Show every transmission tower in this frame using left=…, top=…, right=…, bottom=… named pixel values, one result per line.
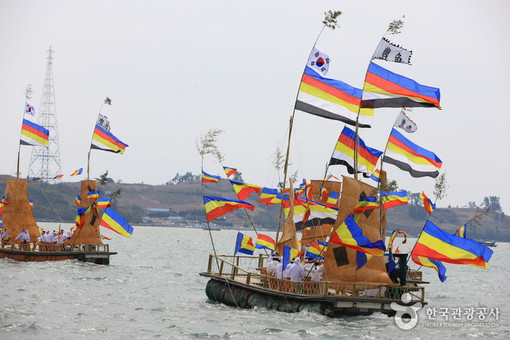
left=28, top=46, right=62, bottom=181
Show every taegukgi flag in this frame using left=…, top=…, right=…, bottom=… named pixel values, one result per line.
left=307, top=47, right=330, bottom=76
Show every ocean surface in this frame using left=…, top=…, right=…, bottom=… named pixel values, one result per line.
left=1, top=225, right=509, bottom=339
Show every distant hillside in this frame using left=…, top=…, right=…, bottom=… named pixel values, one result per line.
left=1, top=175, right=508, bottom=241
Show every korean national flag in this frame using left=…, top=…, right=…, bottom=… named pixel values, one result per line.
left=25, top=103, right=35, bottom=116
left=307, top=47, right=330, bottom=76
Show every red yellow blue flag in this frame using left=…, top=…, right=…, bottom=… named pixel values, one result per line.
left=356, top=251, right=373, bottom=270
left=87, top=191, right=99, bottom=200
left=203, top=196, right=254, bottom=222
left=361, top=62, right=441, bottom=109
left=235, top=232, right=255, bottom=255
left=99, top=208, right=133, bottom=238
left=380, top=191, right=408, bottom=209
left=454, top=224, right=467, bottom=238
left=258, top=187, right=278, bottom=205
left=384, top=128, right=442, bottom=178
left=370, top=169, right=381, bottom=183
left=282, top=245, right=301, bottom=269
left=411, top=253, right=447, bottom=282
left=420, top=191, right=435, bottom=214
left=255, top=233, right=275, bottom=251
left=353, top=196, right=379, bottom=214
left=229, top=180, right=262, bottom=200
left=388, top=229, right=408, bottom=251
left=412, top=220, right=493, bottom=268
left=201, top=171, right=220, bottom=183
left=296, top=67, right=374, bottom=127
left=91, top=124, right=128, bottom=154
left=70, top=168, right=83, bottom=176
left=329, top=214, right=385, bottom=256
left=97, top=198, right=112, bottom=209
left=325, top=191, right=339, bottom=209
left=20, top=119, right=49, bottom=146
left=223, top=166, right=237, bottom=178
left=305, top=242, right=323, bottom=259
left=329, top=125, right=382, bottom=178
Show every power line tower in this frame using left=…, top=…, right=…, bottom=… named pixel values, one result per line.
left=28, top=46, right=62, bottom=181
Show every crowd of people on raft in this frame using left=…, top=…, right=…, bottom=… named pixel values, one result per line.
left=1, top=227, right=73, bottom=250
left=265, top=251, right=324, bottom=283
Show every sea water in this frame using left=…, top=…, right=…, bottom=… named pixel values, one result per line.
left=1, top=226, right=509, bottom=339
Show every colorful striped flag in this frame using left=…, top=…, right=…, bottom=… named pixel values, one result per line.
left=87, top=191, right=99, bottom=200
left=20, top=119, right=49, bottom=146
left=296, top=66, right=374, bottom=128
left=305, top=242, right=323, bottom=259
left=229, top=180, right=262, bottom=200
left=412, top=220, right=493, bottom=268
left=356, top=251, right=373, bottom=270
left=369, top=169, right=381, bottom=183
left=361, top=62, right=441, bottom=109
left=255, top=233, right=275, bottom=251
left=234, top=232, right=255, bottom=255
left=99, top=208, right=134, bottom=238
left=454, top=224, right=467, bottom=238
left=388, top=229, right=408, bottom=251
left=380, top=191, right=408, bottom=209
left=91, top=124, right=128, bottom=154
left=325, top=191, right=339, bottom=209
left=319, top=186, right=328, bottom=201
left=70, top=168, right=83, bottom=176
left=101, top=235, right=112, bottom=240
left=52, top=174, right=64, bottom=179
left=258, top=187, right=278, bottom=205
left=201, top=171, right=220, bottom=183
left=75, top=195, right=81, bottom=207
left=383, top=128, right=442, bottom=178
left=329, top=214, right=386, bottom=256
left=353, top=196, right=379, bottom=214
left=282, top=245, right=301, bottom=269
left=203, top=196, right=254, bottom=222
left=329, top=125, right=382, bottom=178
left=29, top=200, right=34, bottom=209
left=303, top=199, right=338, bottom=226
left=420, top=191, right=436, bottom=214
left=223, top=166, right=237, bottom=178
left=97, top=198, right=112, bottom=209
left=411, top=254, right=447, bottom=282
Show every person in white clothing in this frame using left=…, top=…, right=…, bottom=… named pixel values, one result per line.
left=289, top=258, right=305, bottom=282
left=267, top=256, right=280, bottom=276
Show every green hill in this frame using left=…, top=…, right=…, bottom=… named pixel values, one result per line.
left=1, top=175, right=508, bottom=241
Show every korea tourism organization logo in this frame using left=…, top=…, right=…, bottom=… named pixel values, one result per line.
left=391, top=293, right=501, bottom=331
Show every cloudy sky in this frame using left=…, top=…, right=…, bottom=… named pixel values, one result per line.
left=1, top=0, right=509, bottom=213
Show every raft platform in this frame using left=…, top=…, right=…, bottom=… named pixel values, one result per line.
left=0, top=243, right=116, bottom=265
left=199, top=254, right=426, bottom=317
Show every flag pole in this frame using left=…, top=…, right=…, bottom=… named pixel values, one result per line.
left=88, top=97, right=111, bottom=180
left=17, top=85, right=33, bottom=179
left=277, top=10, right=341, bottom=243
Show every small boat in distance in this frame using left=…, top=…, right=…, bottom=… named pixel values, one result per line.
left=0, top=178, right=116, bottom=264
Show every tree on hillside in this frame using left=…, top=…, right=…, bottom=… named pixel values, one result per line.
left=408, top=192, right=421, bottom=206
left=167, top=172, right=200, bottom=185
